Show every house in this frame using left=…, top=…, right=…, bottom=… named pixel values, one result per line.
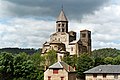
left=84, top=65, right=120, bottom=80
left=42, top=8, right=91, bottom=59
left=44, top=61, right=76, bottom=80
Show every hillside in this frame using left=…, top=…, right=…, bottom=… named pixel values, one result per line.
left=91, top=48, right=120, bottom=58
left=0, top=48, right=42, bottom=54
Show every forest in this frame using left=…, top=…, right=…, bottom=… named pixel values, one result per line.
left=0, top=48, right=120, bottom=80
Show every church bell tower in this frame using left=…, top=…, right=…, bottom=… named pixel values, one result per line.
left=56, top=9, right=68, bottom=33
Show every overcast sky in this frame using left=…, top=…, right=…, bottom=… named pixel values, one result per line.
left=0, top=0, right=120, bottom=50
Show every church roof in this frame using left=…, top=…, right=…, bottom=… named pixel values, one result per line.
left=57, top=9, right=68, bottom=22
left=50, top=40, right=62, bottom=44
left=80, top=29, right=90, bottom=32
left=49, top=61, right=75, bottom=72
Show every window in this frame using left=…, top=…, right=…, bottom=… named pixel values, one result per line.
left=62, top=28, right=64, bottom=32
left=53, top=69, right=58, bottom=74
left=93, top=74, right=97, bottom=78
left=58, top=24, right=60, bottom=27
left=82, top=33, right=86, bottom=37
left=58, top=29, right=60, bottom=32
left=48, top=76, right=51, bottom=80
left=103, top=74, right=106, bottom=78
left=71, top=47, right=73, bottom=51
left=58, top=38, right=60, bottom=41
left=62, top=24, right=64, bottom=27
left=61, top=77, right=64, bottom=80
left=114, top=74, right=118, bottom=79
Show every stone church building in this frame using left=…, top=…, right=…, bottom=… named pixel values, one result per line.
left=42, top=9, right=91, bottom=57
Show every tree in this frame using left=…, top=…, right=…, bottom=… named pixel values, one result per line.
left=44, top=50, right=57, bottom=67
left=13, top=52, right=38, bottom=79
left=91, top=48, right=120, bottom=58
left=30, top=52, right=44, bottom=80
left=104, top=57, right=113, bottom=65
left=94, top=57, right=104, bottom=66
left=63, top=54, right=77, bottom=67
left=113, top=55, right=120, bottom=65
left=76, top=53, right=94, bottom=79
left=0, top=52, right=14, bottom=80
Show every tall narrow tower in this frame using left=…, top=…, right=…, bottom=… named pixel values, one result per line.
left=56, top=9, right=68, bottom=33
left=80, top=30, right=91, bottom=53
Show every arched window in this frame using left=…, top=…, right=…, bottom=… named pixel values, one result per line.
left=62, top=28, right=64, bottom=32
left=58, top=29, right=60, bottom=32
left=62, top=24, right=64, bottom=27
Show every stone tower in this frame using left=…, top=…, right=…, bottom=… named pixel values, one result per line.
left=56, top=9, right=68, bottom=33
left=80, top=30, right=91, bottom=53
left=42, top=8, right=92, bottom=56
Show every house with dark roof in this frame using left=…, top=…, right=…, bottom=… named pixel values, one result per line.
left=84, top=65, right=120, bottom=80
left=44, top=61, right=76, bottom=80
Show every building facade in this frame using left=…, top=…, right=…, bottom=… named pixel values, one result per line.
left=84, top=65, right=120, bottom=80
left=44, top=61, right=76, bottom=80
left=42, top=9, right=91, bottom=56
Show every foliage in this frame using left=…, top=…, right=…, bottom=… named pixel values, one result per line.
left=113, top=55, right=120, bottom=65
left=76, top=53, right=94, bottom=78
left=94, top=57, right=104, bottom=67
left=104, top=57, right=113, bottom=65
left=91, top=48, right=120, bottom=58
left=0, top=52, right=44, bottom=80
left=0, top=48, right=120, bottom=79
left=0, top=52, right=14, bottom=80
left=63, top=54, right=77, bottom=67
left=0, top=48, right=41, bottom=55
left=44, top=50, right=57, bottom=67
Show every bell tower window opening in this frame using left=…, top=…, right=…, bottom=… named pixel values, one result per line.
left=62, top=24, right=64, bottom=27
left=82, top=33, right=86, bottom=38
left=58, top=24, right=60, bottom=27
left=62, top=28, right=64, bottom=32
left=58, top=29, right=60, bottom=32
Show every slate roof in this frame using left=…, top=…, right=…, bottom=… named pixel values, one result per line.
left=84, top=65, right=120, bottom=74
left=57, top=9, right=68, bottom=22
left=49, top=61, right=75, bottom=72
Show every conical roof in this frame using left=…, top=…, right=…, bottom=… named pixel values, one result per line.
left=57, top=9, right=68, bottom=22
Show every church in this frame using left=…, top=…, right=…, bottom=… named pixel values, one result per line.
left=42, top=9, right=91, bottom=57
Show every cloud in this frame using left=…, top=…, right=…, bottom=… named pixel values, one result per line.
left=0, top=0, right=109, bottom=19
left=0, top=0, right=120, bottom=50
left=0, top=17, right=55, bottom=48
left=80, top=3, right=120, bottom=50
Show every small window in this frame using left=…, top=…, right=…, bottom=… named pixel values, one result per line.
left=62, top=24, right=64, bottom=27
left=93, top=74, right=97, bottom=78
left=48, top=76, right=51, bottom=80
left=58, top=38, right=60, bottom=41
left=58, top=29, right=60, bottom=32
left=58, top=24, right=60, bottom=27
left=82, top=33, right=86, bottom=37
left=62, top=28, right=64, bottom=32
left=61, top=77, right=64, bottom=80
left=53, top=69, right=58, bottom=74
left=103, top=74, right=106, bottom=78
left=71, top=47, right=73, bottom=51
left=114, top=74, right=118, bottom=79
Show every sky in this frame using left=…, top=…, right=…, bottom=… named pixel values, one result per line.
left=0, top=0, right=120, bottom=50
